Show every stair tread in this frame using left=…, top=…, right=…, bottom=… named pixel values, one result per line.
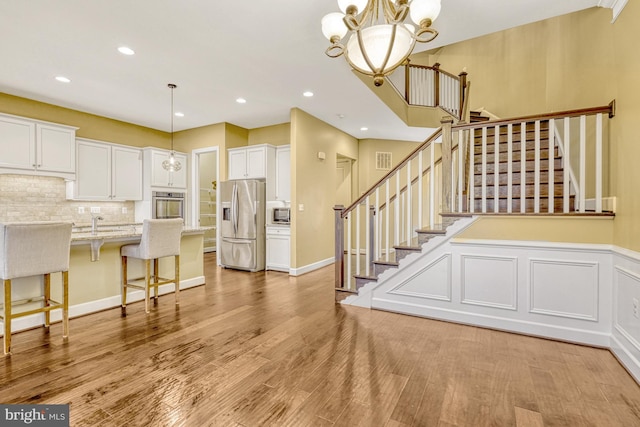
left=373, top=260, right=399, bottom=266
left=394, top=245, right=422, bottom=251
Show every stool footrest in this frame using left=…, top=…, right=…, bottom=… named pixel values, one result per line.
left=0, top=298, right=63, bottom=320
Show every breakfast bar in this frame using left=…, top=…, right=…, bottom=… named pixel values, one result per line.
left=5, top=223, right=210, bottom=334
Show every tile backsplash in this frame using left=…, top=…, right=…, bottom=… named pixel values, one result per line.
left=0, top=174, right=135, bottom=225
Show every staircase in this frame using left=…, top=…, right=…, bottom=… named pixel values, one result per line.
left=334, top=102, right=615, bottom=301
left=469, top=114, right=574, bottom=213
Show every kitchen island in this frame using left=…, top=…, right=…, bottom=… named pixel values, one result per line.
left=6, top=224, right=211, bottom=335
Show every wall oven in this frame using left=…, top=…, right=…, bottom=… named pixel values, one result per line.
left=152, top=191, right=185, bottom=219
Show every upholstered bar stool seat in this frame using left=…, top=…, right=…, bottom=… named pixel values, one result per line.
left=120, top=218, right=183, bottom=314
left=0, top=222, right=73, bottom=355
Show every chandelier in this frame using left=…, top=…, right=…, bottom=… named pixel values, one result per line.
left=162, top=83, right=182, bottom=172
left=321, top=0, right=441, bottom=86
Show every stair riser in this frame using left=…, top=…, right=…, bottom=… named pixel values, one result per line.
left=472, top=197, right=575, bottom=213
left=474, top=171, right=565, bottom=186
left=395, top=248, right=421, bottom=262
left=474, top=159, right=563, bottom=174
left=474, top=184, right=567, bottom=198
left=475, top=148, right=559, bottom=163
left=473, top=129, right=549, bottom=150
left=374, top=263, right=396, bottom=277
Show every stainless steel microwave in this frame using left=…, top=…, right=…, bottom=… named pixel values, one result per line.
left=272, top=207, right=290, bottom=224
left=152, top=191, right=185, bottom=219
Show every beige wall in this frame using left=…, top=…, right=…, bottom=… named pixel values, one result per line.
left=459, top=216, right=614, bottom=244
left=415, top=5, right=640, bottom=250
left=248, top=123, right=290, bottom=146
left=290, top=108, right=358, bottom=270
left=357, top=138, right=421, bottom=193
left=0, top=92, right=168, bottom=148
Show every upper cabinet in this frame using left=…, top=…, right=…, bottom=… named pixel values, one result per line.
left=275, top=145, right=290, bottom=202
left=0, top=113, right=77, bottom=179
left=227, top=145, right=275, bottom=180
left=146, top=148, right=188, bottom=189
left=68, top=138, right=142, bottom=201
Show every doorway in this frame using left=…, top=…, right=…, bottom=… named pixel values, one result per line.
left=336, top=156, right=353, bottom=207
left=192, top=148, right=219, bottom=253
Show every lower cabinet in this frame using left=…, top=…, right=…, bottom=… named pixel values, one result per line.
left=266, top=226, right=290, bottom=272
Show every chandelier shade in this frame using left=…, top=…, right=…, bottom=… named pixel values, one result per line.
left=345, top=24, right=415, bottom=77
left=322, top=0, right=441, bottom=86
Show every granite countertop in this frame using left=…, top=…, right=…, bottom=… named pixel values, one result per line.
left=71, top=223, right=212, bottom=242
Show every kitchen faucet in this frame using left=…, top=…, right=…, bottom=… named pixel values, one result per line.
left=91, top=214, right=104, bottom=235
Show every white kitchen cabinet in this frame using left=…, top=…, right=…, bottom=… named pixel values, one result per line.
left=70, top=139, right=142, bottom=201
left=227, top=145, right=275, bottom=180
left=266, top=226, right=290, bottom=272
left=0, top=112, right=77, bottom=179
left=275, top=145, right=290, bottom=202
left=148, top=149, right=188, bottom=189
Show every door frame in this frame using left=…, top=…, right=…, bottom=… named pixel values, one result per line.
left=191, top=147, right=220, bottom=258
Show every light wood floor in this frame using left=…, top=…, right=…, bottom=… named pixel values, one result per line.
left=2, top=253, right=640, bottom=426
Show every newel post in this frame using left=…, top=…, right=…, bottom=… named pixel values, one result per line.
left=458, top=70, right=468, bottom=120
left=333, top=205, right=345, bottom=289
left=433, top=62, right=441, bottom=107
left=441, top=117, right=454, bottom=213
left=404, top=59, right=411, bottom=104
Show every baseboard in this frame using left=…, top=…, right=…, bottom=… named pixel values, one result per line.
left=289, top=257, right=334, bottom=276
left=1, top=276, right=205, bottom=336
left=611, top=329, right=640, bottom=384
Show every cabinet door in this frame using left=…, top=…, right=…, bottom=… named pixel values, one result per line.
left=266, top=233, right=290, bottom=271
left=275, top=146, right=290, bottom=201
left=170, top=152, right=188, bottom=188
left=36, top=123, right=75, bottom=173
left=150, top=150, right=171, bottom=186
left=76, top=140, right=111, bottom=200
left=150, top=149, right=187, bottom=188
left=0, top=115, right=35, bottom=170
left=228, top=149, right=247, bottom=179
left=112, top=146, right=142, bottom=200
left=246, top=147, right=266, bottom=178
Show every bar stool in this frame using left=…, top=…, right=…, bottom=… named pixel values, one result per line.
left=120, top=218, right=183, bottom=315
left=0, top=222, right=73, bottom=355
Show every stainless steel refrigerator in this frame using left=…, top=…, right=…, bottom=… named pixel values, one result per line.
left=219, top=179, right=266, bottom=272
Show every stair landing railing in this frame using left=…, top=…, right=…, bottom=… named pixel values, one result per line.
left=387, top=61, right=468, bottom=120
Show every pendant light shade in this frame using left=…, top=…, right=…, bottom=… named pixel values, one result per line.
left=162, top=83, right=182, bottom=172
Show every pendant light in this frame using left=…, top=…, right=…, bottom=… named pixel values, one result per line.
left=162, top=83, right=182, bottom=172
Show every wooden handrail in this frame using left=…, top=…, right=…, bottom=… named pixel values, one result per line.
left=407, top=62, right=461, bottom=80
left=453, top=101, right=615, bottom=132
left=342, top=128, right=443, bottom=218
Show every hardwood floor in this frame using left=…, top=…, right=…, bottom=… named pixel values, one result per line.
left=2, top=252, right=640, bottom=426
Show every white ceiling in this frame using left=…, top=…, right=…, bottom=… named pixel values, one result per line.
left=0, top=0, right=605, bottom=142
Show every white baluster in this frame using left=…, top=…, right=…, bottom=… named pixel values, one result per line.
left=494, top=125, right=499, bottom=213
left=521, top=123, right=526, bottom=213
left=418, top=150, right=423, bottom=229
left=507, top=124, right=513, bottom=214
left=406, top=160, right=412, bottom=243
left=596, top=113, right=603, bottom=213
left=534, top=120, right=540, bottom=214
left=430, top=142, right=436, bottom=228
left=579, top=115, right=586, bottom=213
left=385, top=180, right=390, bottom=261
left=347, top=212, right=352, bottom=290
left=482, top=127, right=487, bottom=213
left=549, top=119, right=555, bottom=213
left=365, top=196, right=370, bottom=277
left=563, top=117, right=571, bottom=213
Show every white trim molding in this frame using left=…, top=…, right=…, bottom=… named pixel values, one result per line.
left=598, top=0, right=629, bottom=22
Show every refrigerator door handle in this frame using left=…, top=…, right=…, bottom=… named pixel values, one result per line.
left=232, top=183, right=239, bottom=236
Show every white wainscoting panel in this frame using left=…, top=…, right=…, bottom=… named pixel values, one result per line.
left=388, top=253, right=451, bottom=301
left=461, top=254, right=518, bottom=310
left=529, top=258, right=599, bottom=321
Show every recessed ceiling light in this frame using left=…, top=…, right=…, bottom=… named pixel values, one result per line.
left=303, top=91, right=314, bottom=97
left=361, top=127, right=369, bottom=131
left=55, top=76, right=71, bottom=83
left=174, top=112, right=184, bottom=117
left=118, top=46, right=135, bottom=55
left=236, top=98, right=247, bottom=104
left=337, top=114, right=345, bottom=119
